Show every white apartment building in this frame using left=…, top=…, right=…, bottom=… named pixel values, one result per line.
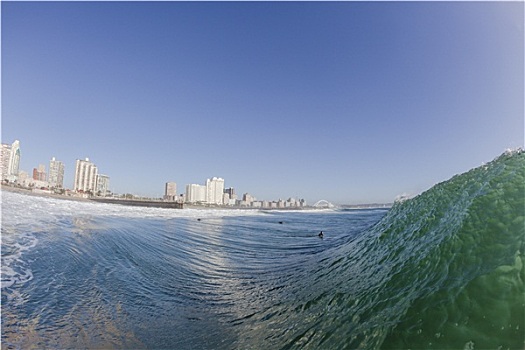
left=48, top=157, right=65, bottom=188
left=223, top=193, right=231, bottom=205
left=1, top=143, right=11, bottom=181
left=8, top=140, right=21, bottom=182
left=17, top=170, right=29, bottom=186
left=74, top=158, right=98, bottom=193
left=164, top=182, right=177, bottom=201
left=206, top=177, right=225, bottom=205
left=96, top=174, right=110, bottom=196
left=242, top=193, right=255, bottom=205
left=1, top=140, right=21, bottom=182
left=185, top=184, right=206, bottom=203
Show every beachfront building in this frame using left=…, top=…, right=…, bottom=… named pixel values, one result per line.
left=17, top=171, right=29, bottom=186
left=96, top=174, right=110, bottom=196
left=1, top=140, right=21, bottom=182
left=243, top=193, right=255, bottom=205
left=1, top=143, right=11, bottom=181
left=26, top=178, right=49, bottom=189
left=33, top=164, right=47, bottom=181
left=7, top=140, right=21, bottom=182
left=224, top=188, right=235, bottom=204
left=223, top=193, right=231, bottom=205
left=224, top=187, right=235, bottom=198
left=74, top=158, right=98, bottom=193
left=48, top=157, right=65, bottom=188
left=223, top=187, right=237, bottom=206
left=206, top=177, right=224, bottom=205
left=185, top=184, right=206, bottom=204
left=164, top=182, right=177, bottom=201
left=251, top=201, right=262, bottom=208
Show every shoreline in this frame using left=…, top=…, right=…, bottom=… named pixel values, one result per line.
left=0, top=186, right=313, bottom=211
left=1, top=185, right=391, bottom=211
left=1, top=184, right=92, bottom=203
left=1, top=185, right=186, bottom=209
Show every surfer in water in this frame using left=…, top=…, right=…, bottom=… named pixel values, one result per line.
left=318, top=231, right=324, bottom=238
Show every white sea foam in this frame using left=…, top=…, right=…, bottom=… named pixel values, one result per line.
left=2, top=190, right=265, bottom=224
left=1, top=230, right=38, bottom=302
left=503, top=147, right=523, bottom=156
left=394, top=193, right=413, bottom=203
left=0, top=190, right=270, bottom=299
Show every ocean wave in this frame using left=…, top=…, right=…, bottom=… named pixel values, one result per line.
left=280, top=149, right=525, bottom=349
left=373, top=149, right=524, bottom=349
left=1, top=230, right=38, bottom=305
left=1, top=149, right=523, bottom=349
left=243, top=149, right=524, bottom=349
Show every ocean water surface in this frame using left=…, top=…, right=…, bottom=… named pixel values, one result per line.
left=1, top=150, right=524, bottom=349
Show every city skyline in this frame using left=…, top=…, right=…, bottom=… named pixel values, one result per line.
left=2, top=2, right=523, bottom=204
left=2, top=140, right=306, bottom=205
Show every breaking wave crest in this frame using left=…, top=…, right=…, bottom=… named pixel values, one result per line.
left=238, top=149, right=524, bottom=349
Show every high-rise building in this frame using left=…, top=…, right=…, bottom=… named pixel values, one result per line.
left=96, top=174, right=110, bottom=196
left=17, top=170, right=29, bottom=186
left=48, top=157, right=65, bottom=188
left=33, top=164, right=46, bottom=181
left=7, top=140, right=20, bottom=181
left=1, top=140, right=21, bottom=182
left=1, top=143, right=11, bottom=181
left=224, top=187, right=235, bottom=198
left=223, top=187, right=237, bottom=205
left=164, top=182, right=177, bottom=201
left=74, top=158, right=98, bottom=193
left=185, top=184, right=206, bottom=203
left=206, top=177, right=225, bottom=205
left=242, top=193, right=255, bottom=204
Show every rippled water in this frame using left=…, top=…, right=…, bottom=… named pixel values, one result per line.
left=1, top=191, right=385, bottom=349
left=2, top=149, right=524, bottom=349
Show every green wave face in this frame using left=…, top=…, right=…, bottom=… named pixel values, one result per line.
left=377, top=150, right=524, bottom=349
left=234, top=150, right=524, bottom=350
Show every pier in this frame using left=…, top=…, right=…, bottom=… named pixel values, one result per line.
left=90, top=197, right=184, bottom=209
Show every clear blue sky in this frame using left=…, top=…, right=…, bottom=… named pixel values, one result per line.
left=2, top=2, right=523, bottom=204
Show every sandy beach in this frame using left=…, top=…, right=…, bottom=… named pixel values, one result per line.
left=1, top=185, right=91, bottom=202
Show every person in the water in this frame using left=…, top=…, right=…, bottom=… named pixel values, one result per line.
left=318, top=231, right=324, bottom=238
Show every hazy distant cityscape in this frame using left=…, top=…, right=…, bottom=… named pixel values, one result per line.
left=1, top=139, right=310, bottom=208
